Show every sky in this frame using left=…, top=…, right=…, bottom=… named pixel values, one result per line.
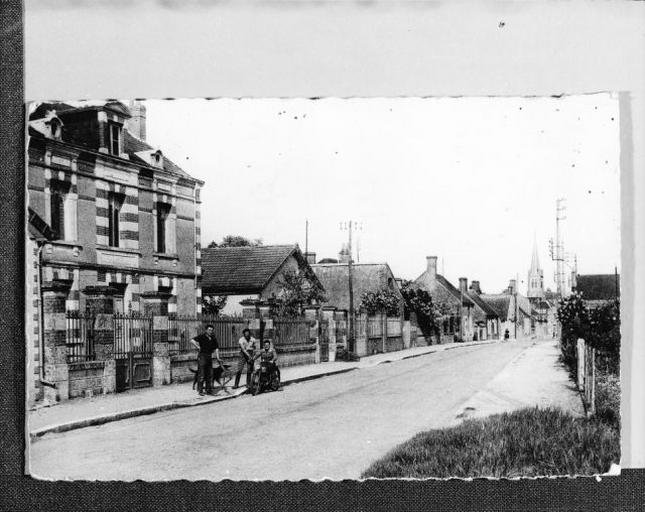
left=144, top=94, right=621, bottom=295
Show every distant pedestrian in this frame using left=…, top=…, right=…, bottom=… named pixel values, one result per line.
left=191, top=324, right=220, bottom=395
left=234, top=328, right=258, bottom=389
left=504, top=329, right=510, bottom=342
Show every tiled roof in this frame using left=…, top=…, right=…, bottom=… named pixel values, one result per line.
left=435, top=275, right=475, bottom=307
left=29, top=101, right=198, bottom=183
left=467, top=291, right=500, bottom=317
left=575, top=274, right=620, bottom=301
left=310, top=263, right=403, bottom=311
left=480, top=294, right=511, bottom=321
left=201, top=245, right=306, bottom=295
left=123, top=130, right=194, bottom=181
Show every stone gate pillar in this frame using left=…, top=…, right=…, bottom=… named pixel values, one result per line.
left=142, top=293, right=171, bottom=387
left=304, top=307, right=320, bottom=363
left=42, top=284, right=70, bottom=402
left=322, top=308, right=337, bottom=362
left=83, top=286, right=117, bottom=394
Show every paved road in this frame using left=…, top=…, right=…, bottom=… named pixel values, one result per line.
left=30, top=341, right=531, bottom=481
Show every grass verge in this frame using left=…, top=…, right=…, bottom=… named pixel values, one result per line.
left=361, top=407, right=620, bottom=479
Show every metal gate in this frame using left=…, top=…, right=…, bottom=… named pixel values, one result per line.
left=114, top=313, right=154, bottom=392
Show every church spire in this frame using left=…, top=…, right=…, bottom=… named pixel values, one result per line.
left=527, top=236, right=545, bottom=298
left=530, top=236, right=540, bottom=273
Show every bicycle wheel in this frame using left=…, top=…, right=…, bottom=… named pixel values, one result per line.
left=251, top=372, right=261, bottom=396
left=270, top=371, right=280, bottom=391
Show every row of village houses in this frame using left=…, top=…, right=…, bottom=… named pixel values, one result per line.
left=25, top=100, right=614, bottom=406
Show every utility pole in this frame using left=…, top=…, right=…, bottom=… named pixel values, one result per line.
left=551, top=198, right=567, bottom=298
left=340, top=221, right=361, bottom=353
left=515, top=272, right=519, bottom=340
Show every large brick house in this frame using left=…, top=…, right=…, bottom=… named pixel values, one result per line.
left=27, top=100, right=203, bottom=405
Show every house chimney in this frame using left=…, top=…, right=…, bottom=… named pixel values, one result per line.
left=127, top=100, right=147, bottom=141
left=470, top=280, right=482, bottom=294
left=459, top=277, right=468, bottom=293
left=426, top=256, right=437, bottom=278
left=509, top=279, right=517, bottom=294
left=304, top=252, right=316, bottom=265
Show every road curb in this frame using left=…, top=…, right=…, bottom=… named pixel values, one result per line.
left=30, top=341, right=499, bottom=440
left=30, top=367, right=359, bottom=440
left=29, top=390, right=244, bottom=440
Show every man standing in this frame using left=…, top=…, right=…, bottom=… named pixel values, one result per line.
left=191, top=324, right=220, bottom=395
left=234, top=328, right=257, bottom=389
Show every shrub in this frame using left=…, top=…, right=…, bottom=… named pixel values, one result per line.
left=594, top=371, right=621, bottom=427
left=359, top=289, right=402, bottom=317
left=556, top=293, right=589, bottom=374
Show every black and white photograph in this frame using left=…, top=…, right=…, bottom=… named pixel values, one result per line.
left=26, top=94, right=621, bottom=481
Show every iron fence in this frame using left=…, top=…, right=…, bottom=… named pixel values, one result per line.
left=66, top=310, right=96, bottom=363
left=168, top=315, right=252, bottom=354
left=273, top=318, right=312, bottom=347
left=113, top=312, right=154, bottom=359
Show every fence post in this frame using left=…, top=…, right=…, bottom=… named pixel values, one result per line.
left=576, top=338, right=585, bottom=390
left=403, top=319, right=411, bottom=349
left=589, top=346, right=596, bottom=416
left=153, top=327, right=171, bottom=387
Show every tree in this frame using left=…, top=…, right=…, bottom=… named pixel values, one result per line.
left=207, top=235, right=263, bottom=248
left=202, top=295, right=228, bottom=316
left=556, top=292, right=589, bottom=372
left=273, top=269, right=327, bottom=318
left=359, top=289, right=402, bottom=316
left=400, top=280, right=438, bottom=339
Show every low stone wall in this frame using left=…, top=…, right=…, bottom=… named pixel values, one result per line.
left=385, top=336, right=404, bottom=352
left=170, top=349, right=244, bottom=383
left=273, top=343, right=317, bottom=367
left=170, top=351, right=198, bottom=383
left=68, top=361, right=113, bottom=398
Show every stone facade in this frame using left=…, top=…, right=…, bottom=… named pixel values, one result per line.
left=414, top=256, right=475, bottom=343
left=27, top=100, right=203, bottom=405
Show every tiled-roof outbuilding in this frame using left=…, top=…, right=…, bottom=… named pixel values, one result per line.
left=201, top=245, right=318, bottom=295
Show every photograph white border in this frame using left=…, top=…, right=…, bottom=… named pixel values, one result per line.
left=24, top=0, right=645, bottom=470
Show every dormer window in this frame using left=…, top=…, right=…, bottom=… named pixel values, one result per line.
left=151, top=150, right=163, bottom=168
left=49, top=118, right=62, bottom=140
left=108, top=121, right=122, bottom=155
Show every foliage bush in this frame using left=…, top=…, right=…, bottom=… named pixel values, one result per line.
left=400, top=281, right=438, bottom=339
left=273, top=269, right=327, bottom=318
left=201, top=295, right=227, bottom=315
left=556, top=292, right=589, bottom=374
left=207, top=235, right=263, bottom=248
left=359, top=288, right=401, bottom=316
left=588, top=299, right=620, bottom=375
